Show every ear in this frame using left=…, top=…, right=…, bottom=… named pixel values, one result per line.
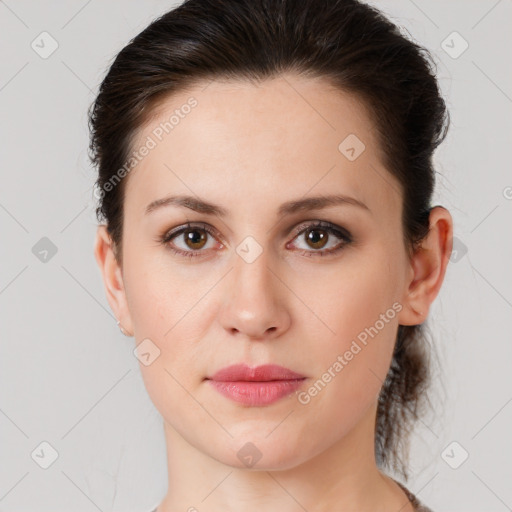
left=398, top=206, right=453, bottom=326
left=94, top=225, right=134, bottom=336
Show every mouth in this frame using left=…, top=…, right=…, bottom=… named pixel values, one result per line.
left=205, top=364, right=307, bottom=406
left=206, top=363, right=306, bottom=382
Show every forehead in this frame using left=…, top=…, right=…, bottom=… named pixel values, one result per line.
left=125, top=73, right=401, bottom=222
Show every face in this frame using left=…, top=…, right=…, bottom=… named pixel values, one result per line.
left=96, top=73, right=437, bottom=470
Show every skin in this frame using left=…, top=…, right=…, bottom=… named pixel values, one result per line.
left=94, top=73, right=453, bottom=512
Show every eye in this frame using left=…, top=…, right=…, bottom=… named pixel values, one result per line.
left=159, top=220, right=352, bottom=259
left=159, top=222, right=222, bottom=258
left=287, top=220, right=352, bottom=257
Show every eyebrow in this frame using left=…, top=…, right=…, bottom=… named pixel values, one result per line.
left=145, top=193, right=371, bottom=217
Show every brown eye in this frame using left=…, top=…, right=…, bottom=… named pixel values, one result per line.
left=289, top=221, right=352, bottom=257
left=161, top=222, right=219, bottom=258
left=182, top=228, right=208, bottom=250
left=304, top=228, right=329, bottom=250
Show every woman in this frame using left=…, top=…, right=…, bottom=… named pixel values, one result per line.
left=91, top=0, right=453, bottom=510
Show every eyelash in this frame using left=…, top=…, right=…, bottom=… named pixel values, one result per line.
left=159, top=220, right=352, bottom=259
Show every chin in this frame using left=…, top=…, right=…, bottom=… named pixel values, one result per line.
left=209, top=435, right=311, bottom=471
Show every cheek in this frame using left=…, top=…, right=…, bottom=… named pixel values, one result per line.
left=123, top=251, right=200, bottom=336
left=296, top=248, right=401, bottom=403
left=297, top=248, right=400, bottom=344
left=123, top=255, right=218, bottom=382
left=293, top=284, right=399, bottom=444
left=123, top=260, right=208, bottom=423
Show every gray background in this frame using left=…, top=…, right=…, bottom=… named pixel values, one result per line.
left=1, top=0, right=511, bottom=510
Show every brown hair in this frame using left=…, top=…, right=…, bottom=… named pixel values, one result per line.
left=88, top=0, right=449, bottom=480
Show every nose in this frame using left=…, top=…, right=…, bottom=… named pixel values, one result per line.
left=218, top=247, right=291, bottom=341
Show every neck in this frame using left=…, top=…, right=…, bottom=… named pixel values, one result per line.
left=156, top=400, right=414, bottom=512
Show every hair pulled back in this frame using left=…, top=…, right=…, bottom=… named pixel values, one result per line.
left=88, top=0, right=449, bottom=480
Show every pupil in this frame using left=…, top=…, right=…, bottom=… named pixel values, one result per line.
left=308, top=229, right=327, bottom=248
left=186, top=229, right=205, bottom=248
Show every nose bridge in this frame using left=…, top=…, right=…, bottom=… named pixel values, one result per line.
left=232, top=237, right=275, bottom=308
left=219, top=236, right=288, bottom=338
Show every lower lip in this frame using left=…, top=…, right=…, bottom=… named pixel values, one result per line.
left=207, top=379, right=306, bottom=406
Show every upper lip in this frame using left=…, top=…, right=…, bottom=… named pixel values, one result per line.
left=207, top=364, right=306, bottom=382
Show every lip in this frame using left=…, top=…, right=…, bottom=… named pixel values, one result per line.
left=208, top=363, right=306, bottom=382
left=206, top=364, right=306, bottom=406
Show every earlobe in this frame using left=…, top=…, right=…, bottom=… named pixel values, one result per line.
left=398, top=206, right=453, bottom=326
left=94, top=225, right=134, bottom=335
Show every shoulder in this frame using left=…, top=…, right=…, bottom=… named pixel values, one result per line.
left=394, top=479, right=434, bottom=512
